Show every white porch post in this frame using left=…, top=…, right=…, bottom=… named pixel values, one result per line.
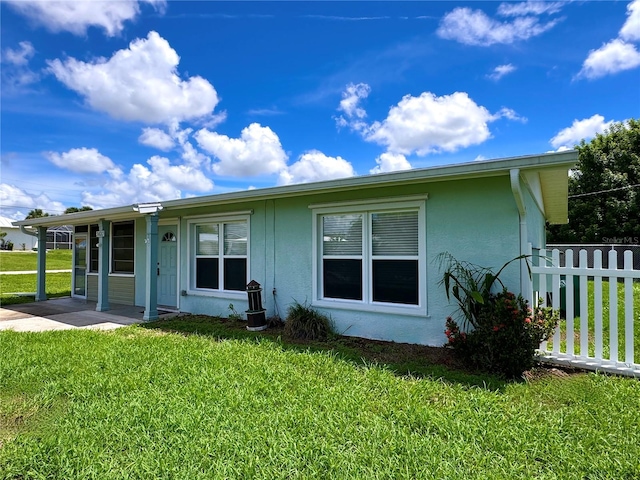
left=143, top=213, right=160, bottom=321
left=35, top=226, right=47, bottom=301
left=96, top=219, right=110, bottom=312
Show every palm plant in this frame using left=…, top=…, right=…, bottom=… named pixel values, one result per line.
left=436, top=252, right=530, bottom=329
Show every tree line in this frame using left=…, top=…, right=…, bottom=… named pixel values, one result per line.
left=547, top=119, right=639, bottom=244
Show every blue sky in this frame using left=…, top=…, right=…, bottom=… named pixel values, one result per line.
left=1, top=0, right=639, bottom=220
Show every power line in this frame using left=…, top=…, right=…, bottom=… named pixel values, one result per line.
left=569, top=183, right=640, bottom=199
left=0, top=204, right=67, bottom=213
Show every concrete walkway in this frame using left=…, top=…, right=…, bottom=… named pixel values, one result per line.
left=0, top=297, right=178, bottom=332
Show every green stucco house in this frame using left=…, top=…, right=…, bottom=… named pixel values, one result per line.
left=14, top=151, right=577, bottom=345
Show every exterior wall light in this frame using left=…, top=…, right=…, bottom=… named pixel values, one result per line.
left=133, top=203, right=163, bottom=214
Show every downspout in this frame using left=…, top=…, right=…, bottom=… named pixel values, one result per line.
left=20, top=225, right=37, bottom=240
left=510, top=169, right=532, bottom=303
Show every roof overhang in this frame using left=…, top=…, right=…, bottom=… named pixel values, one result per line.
left=13, top=150, right=578, bottom=228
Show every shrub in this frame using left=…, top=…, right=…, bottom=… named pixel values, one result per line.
left=284, top=301, right=334, bottom=341
left=438, top=252, right=558, bottom=378
left=445, top=289, right=559, bottom=378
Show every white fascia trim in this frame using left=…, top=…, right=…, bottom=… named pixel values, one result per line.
left=309, top=194, right=428, bottom=210
left=183, top=210, right=254, bottom=221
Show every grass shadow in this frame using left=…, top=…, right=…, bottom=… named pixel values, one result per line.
left=140, top=314, right=510, bottom=391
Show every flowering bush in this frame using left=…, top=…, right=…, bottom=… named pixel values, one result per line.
left=445, top=289, right=559, bottom=378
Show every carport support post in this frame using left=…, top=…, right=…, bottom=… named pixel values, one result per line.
left=35, top=226, right=47, bottom=301
left=96, top=219, right=110, bottom=312
left=143, top=213, right=159, bottom=321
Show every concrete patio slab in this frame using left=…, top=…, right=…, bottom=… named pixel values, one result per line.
left=0, top=297, right=178, bottom=332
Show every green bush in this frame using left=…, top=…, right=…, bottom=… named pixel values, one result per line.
left=284, top=301, right=334, bottom=341
left=446, top=289, right=558, bottom=378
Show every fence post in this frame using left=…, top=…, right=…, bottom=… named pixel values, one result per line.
left=609, top=249, right=618, bottom=362
left=624, top=250, right=634, bottom=364
left=579, top=249, right=589, bottom=358
left=594, top=250, right=603, bottom=359
left=551, top=249, right=561, bottom=354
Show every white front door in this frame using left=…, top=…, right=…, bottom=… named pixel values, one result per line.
left=157, top=225, right=178, bottom=307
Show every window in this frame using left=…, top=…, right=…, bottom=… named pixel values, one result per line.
left=112, top=221, right=134, bottom=274
left=89, top=224, right=99, bottom=272
left=315, top=199, right=425, bottom=311
left=191, top=218, right=248, bottom=292
left=162, top=231, right=176, bottom=242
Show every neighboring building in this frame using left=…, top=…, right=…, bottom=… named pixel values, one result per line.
left=14, top=151, right=577, bottom=346
left=0, top=216, right=38, bottom=250
left=46, top=225, right=73, bottom=250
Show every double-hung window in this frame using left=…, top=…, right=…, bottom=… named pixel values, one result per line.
left=314, top=198, right=425, bottom=313
left=89, top=225, right=99, bottom=273
left=191, top=218, right=248, bottom=293
left=112, top=221, right=135, bottom=274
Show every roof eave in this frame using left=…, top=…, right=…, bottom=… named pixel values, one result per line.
left=14, top=150, right=577, bottom=227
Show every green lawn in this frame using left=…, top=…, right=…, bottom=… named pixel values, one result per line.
left=0, top=273, right=72, bottom=305
left=1, top=324, right=639, bottom=479
left=546, top=280, right=640, bottom=363
left=0, top=250, right=73, bottom=272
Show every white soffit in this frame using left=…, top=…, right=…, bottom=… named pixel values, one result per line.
left=539, top=169, right=570, bottom=225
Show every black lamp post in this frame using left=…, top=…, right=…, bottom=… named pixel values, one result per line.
left=246, top=280, right=267, bottom=331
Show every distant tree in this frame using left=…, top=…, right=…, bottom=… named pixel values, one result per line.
left=547, top=119, right=640, bottom=244
left=25, top=209, right=50, bottom=220
left=64, top=206, right=93, bottom=214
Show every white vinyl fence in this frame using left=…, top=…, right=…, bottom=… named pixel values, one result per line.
left=531, top=247, right=640, bottom=377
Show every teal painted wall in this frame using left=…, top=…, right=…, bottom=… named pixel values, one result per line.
left=162, top=174, right=522, bottom=345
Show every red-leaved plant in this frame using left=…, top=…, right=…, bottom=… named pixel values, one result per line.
left=438, top=252, right=558, bottom=378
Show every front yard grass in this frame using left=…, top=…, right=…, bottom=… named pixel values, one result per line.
left=0, top=250, right=72, bottom=272
left=0, top=273, right=72, bottom=305
left=1, top=321, right=639, bottom=479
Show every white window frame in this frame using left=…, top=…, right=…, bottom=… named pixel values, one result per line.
left=110, top=220, right=135, bottom=276
left=312, top=198, right=427, bottom=316
left=187, top=214, right=250, bottom=299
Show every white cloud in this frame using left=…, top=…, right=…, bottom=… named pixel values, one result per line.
left=578, top=39, right=640, bottom=79
left=497, top=1, right=565, bottom=17
left=365, top=91, right=513, bottom=155
left=47, top=31, right=219, bottom=124
left=139, top=128, right=175, bottom=151
left=437, top=7, right=560, bottom=46
left=492, top=107, right=527, bottom=122
left=2, top=41, right=35, bottom=66
left=550, top=114, right=614, bottom=149
left=620, top=0, right=640, bottom=42
left=1, top=41, right=39, bottom=92
left=45, top=147, right=118, bottom=175
left=81, top=155, right=213, bottom=209
left=195, top=123, right=288, bottom=177
left=0, top=183, right=66, bottom=219
left=578, top=1, right=640, bottom=79
left=279, top=150, right=355, bottom=185
left=6, top=0, right=166, bottom=37
left=487, top=64, right=516, bottom=81
left=338, top=82, right=371, bottom=119
left=370, top=152, right=412, bottom=174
